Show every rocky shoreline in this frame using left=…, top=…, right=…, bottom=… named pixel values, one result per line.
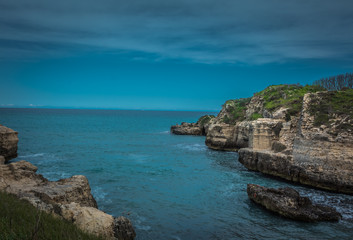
left=171, top=84, right=353, bottom=220
left=171, top=86, right=353, bottom=195
left=0, top=124, right=136, bottom=240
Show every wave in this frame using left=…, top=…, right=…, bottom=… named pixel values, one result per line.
left=303, top=190, right=353, bottom=220
left=158, top=130, right=170, bottom=134
left=92, top=187, right=112, bottom=204
left=134, top=215, right=152, bottom=231
left=18, top=153, right=46, bottom=158
left=176, top=143, right=206, bottom=152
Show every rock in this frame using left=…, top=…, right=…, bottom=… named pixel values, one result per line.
left=205, top=123, right=238, bottom=151
left=0, top=156, right=5, bottom=164
left=171, top=122, right=203, bottom=136
left=170, top=115, right=215, bottom=136
left=0, top=160, right=135, bottom=239
left=239, top=91, right=353, bottom=194
left=114, top=216, right=136, bottom=240
left=60, top=204, right=135, bottom=240
left=247, top=184, right=342, bottom=222
left=0, top=124, right=18, bottom=162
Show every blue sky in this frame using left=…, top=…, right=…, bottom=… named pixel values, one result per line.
left=1, top=0, right=353, bottom=111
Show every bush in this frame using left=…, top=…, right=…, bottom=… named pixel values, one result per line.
left=250, top=113, right=263, bottom=120
left=255, top=84, right=324, bottom=118
left=308, top=89, right=353, bottom=128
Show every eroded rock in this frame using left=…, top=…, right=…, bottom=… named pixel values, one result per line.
left=171, top=122, right=203, bottom=135
left=0, top=160, right=135, bottom=239
left=247, top=184, right=342, bottom=222
left=171, top=115, right=215, bottom=136
left=0, top=124, right=18, bottom=162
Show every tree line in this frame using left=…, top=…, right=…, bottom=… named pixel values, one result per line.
left=313, top=72, right=353, bottom=91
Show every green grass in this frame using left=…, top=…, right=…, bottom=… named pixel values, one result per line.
left=255, top=84, right=325, bottom=119
left=197, top=115, right=215, bottom=127
left=250, top=112, right=263, bottom=120
left=308, top=89, right=353, bottom=128
left=0, top=191, right=104, bottom=240
left=222, top=98, right=251, bottom=124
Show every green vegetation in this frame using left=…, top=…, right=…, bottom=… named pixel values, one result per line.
left=308, top=89, right=353, bottom=128
left=222, top=98, right=251, bottom=124
left=0, top=191, right=103, bottom=240
left=197, top=115, right=215, bottom=127
left=255, top=84, right=325, bottom=120
left=250, top=112, right=263, bottom=120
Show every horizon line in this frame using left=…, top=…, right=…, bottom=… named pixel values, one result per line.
left=0, top=106, right=220, bottom=113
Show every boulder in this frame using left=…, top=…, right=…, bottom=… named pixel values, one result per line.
left=0, top=124, right=18, bottom=162
left=247, top=184, right=342, bottom=222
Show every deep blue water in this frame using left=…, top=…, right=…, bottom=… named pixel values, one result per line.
left=1, top=108, right=353, bottom=240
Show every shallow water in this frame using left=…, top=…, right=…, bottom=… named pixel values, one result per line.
left=1, top=108, right=353, bottom=240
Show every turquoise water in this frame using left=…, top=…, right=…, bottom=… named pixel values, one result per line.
left=1, top=108, right=353, bottom=240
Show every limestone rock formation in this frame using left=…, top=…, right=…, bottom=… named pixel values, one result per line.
left=171, top=115, right=215, bottom=136
left=239, top=91, right=353, bottom=194
left=205, top=123, right=237, bottom=151
left=0, top=160, right=136, bottom=240
left=247, top=184, right=342, bottom=222
left=171, top=122, right=203, bottom=135
left=172, top=85, right=353, bottom=194
left=0, top=124, right=18, bottom=162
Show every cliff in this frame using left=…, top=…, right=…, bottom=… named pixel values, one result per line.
left=0, top=125, right=136, bottom=240
left=172, top=85, right=353, bottom=194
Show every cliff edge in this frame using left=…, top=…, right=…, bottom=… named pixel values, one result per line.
left=172, top=84, right=353, bottom=194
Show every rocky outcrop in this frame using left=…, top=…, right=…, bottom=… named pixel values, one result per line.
left=0, top=124, right=18, bottom=162
left=171, top=122, right=203, bottom=135
left=0, top=160, right=136, bottom=239
left=247, top=184, right=342, bottom=222
left=173, top=85, right=353, bottom=194
left=205, top=123, right=238, bottom=151
left=239, top=91, right=353, bottom=194
left=171, top=115, right=215, bottom=136
left=0, top=124, right=135, bottom=240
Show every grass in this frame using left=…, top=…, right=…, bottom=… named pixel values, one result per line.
left=250, top=112, right=263, bottom=120
left=197, top=115, right=215, bottom=127
left=0, top=191, right=104, bottom=240
left=308, top=89, right=353, bottom=128
left=255, top=84, right=325, bottom=119
left=222, top=98, right=251, bottom=124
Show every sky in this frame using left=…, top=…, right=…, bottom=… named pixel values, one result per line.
left=1, top=0, right=353, bottom=111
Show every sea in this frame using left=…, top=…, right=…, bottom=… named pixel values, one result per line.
left=1, top=108, right=353, bottom=240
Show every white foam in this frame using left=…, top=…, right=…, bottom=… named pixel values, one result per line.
left=92, top=187, right=112, bottom=203
left=177, top=143, right=206, bottom=152
left=19, top=153, right=45, bottom=158
left=159, top=130, right=170, bottom=134
left=134, top=214, right=152, bottom=231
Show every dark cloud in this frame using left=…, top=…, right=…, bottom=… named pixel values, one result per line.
left=1, top=0, right=353, bottom=64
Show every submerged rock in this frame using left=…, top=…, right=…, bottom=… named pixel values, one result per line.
left=247, top=184, right=342, bottom=222
left=0, top=124, right=18, bottom=162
